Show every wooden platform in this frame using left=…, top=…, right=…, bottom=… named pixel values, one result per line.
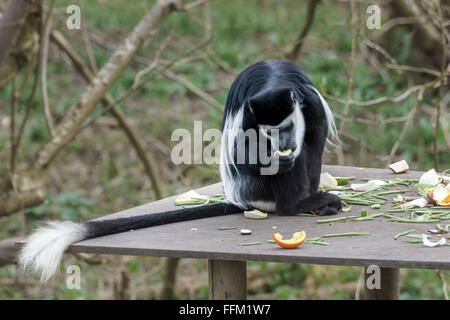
left=68, top=165, right=449, bottom=270
left=17, top=165, right=450, bottom=299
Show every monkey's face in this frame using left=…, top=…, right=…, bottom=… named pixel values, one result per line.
left=246, top=87, right=306, bottom=174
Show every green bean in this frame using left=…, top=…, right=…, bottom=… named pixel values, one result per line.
left=218, top=226, right=237, bottom=230
left=405, top=234, right=424, bottom=239
left=322, top=232, right=371, bottom=238
left=374, top=189, right=408, bottom=196
left=239, top=242, right=262, bottom=246
left=350, top=213, right=385, bottom=221
left=387, top=217, right=440, bottom=223
left=315, top=216, right=357, bottom=224
left=306, top=240, right=330, bottom=246
left=394, top=229, right=416, bottom=240
left=404, top=240, right=422, bottom=244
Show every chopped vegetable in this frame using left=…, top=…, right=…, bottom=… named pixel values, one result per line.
left=388, top=160, right=409, bottom=174
left=404, top=197, right=428, bottom=208
left=322, top=232, right=371, bottom=238
left=361, top=209, right=369, bottom=217
left=414, top=183, right=436, bottom=197
left=393, top=195, right=404, bottom=204
left=342, top=206, right=352, bottom=212
left=239, top=242, right=262, bottom=246
left=315, top=216, right=356, bottom=224
left=419, top=169, right=439, bottom=186
left=371, top=204, right=381, bottom=209
left=351, top=213, right=384, bottom=221
left=335, top=176, right=356, bottom=185
left=305, top=239, right=330, bottom=246
left=428, top=185, right=450, bottom=207
left=383, top=214, right=439, bottom=223
left=244, top=209, right=268, bottom=219
left=422, top=234, right=447, bottom=247
left=319, top=172, right=338, bottom=188
left=350, top=180, right=387, bottom=192
left=174, top=190, right=208, bottom=205
left=394, top=229, right=416, bottom=240
left=240, top=229, right=252, bottom=235
left=272, top=231, right=306, bottom=249
left=218, top=226, right=237, bottom=230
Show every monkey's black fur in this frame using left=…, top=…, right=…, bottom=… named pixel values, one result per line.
left=222, top=60, right=341, bottom=216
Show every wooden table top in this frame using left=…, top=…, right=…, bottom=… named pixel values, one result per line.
left=63, top=165, right=450, bottom=269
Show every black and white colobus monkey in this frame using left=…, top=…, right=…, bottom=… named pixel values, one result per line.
left=20, top=60, right=341, bottom=282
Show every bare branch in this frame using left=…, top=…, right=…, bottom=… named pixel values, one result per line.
left=433, top=0, right=447, bottom=170
left=0, top=237, right=23, bottom=267
left=336, top=1, right=358, bottom=165
left=50, top=30, right=165, bottom=200
left=32, top=0, right=181, bottom=171
left=14, top=62, right=40, bottom=162
left=323, top=80, right=437, bottom=107
left=40, top=0, right=56, bottom=136
left=363, top=39, right=397, bottom=65
left=286, top=0, right=321, bottom=61
left=132, top=29, right=175, bottom=89
left=387, top=97, right=421, bottom=164
left=78, top=0, right=98, bottom=73
left=0, top=0, right=28, bottom=67
left=183, top=0, right=211, bottom=11
left=385, top=63, right=444, bottom=77
left=10, top=77, right=17, bottom=173
left=163, top=69, right=222, bottom=111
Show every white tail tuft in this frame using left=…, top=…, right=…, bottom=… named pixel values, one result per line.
left=19, top=221, right=87, bottom=282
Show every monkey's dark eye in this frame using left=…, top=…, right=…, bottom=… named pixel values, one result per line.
left=285, top=122, right=294, bottom=131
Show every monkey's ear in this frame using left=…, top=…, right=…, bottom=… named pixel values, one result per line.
left=290, top=90, right=298, bottom=104
left=291, top=89, right=305, bottom=105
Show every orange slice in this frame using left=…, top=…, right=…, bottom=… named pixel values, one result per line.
left=272, top=231, right=306, bottom=249
left=429, top=186, right=450, bottom=207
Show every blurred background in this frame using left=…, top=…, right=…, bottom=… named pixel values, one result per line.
left=0, top=0, right=449, bottom=299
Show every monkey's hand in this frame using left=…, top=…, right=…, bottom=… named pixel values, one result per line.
left=312, top=192, right=342, bottom=216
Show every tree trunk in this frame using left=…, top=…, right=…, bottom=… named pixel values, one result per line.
left=0, top=0, right=40, bottom=89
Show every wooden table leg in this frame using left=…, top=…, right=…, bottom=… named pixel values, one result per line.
left=364, top=266, right=400, bottom=300
left=208, top=260, right=247, bottom=300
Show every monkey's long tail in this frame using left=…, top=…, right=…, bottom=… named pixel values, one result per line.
left=19, top=202, right=242, bottom=282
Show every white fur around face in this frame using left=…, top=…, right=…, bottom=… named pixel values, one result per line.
left=220, top=108, right=248, bottom=209
left=19, top=221, right=87, bottom=282
left=309, top=86, right=338, bottom=145
left=219, top=102, right=306, bottom=209
left=258, top=102, right=305, bottom=158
